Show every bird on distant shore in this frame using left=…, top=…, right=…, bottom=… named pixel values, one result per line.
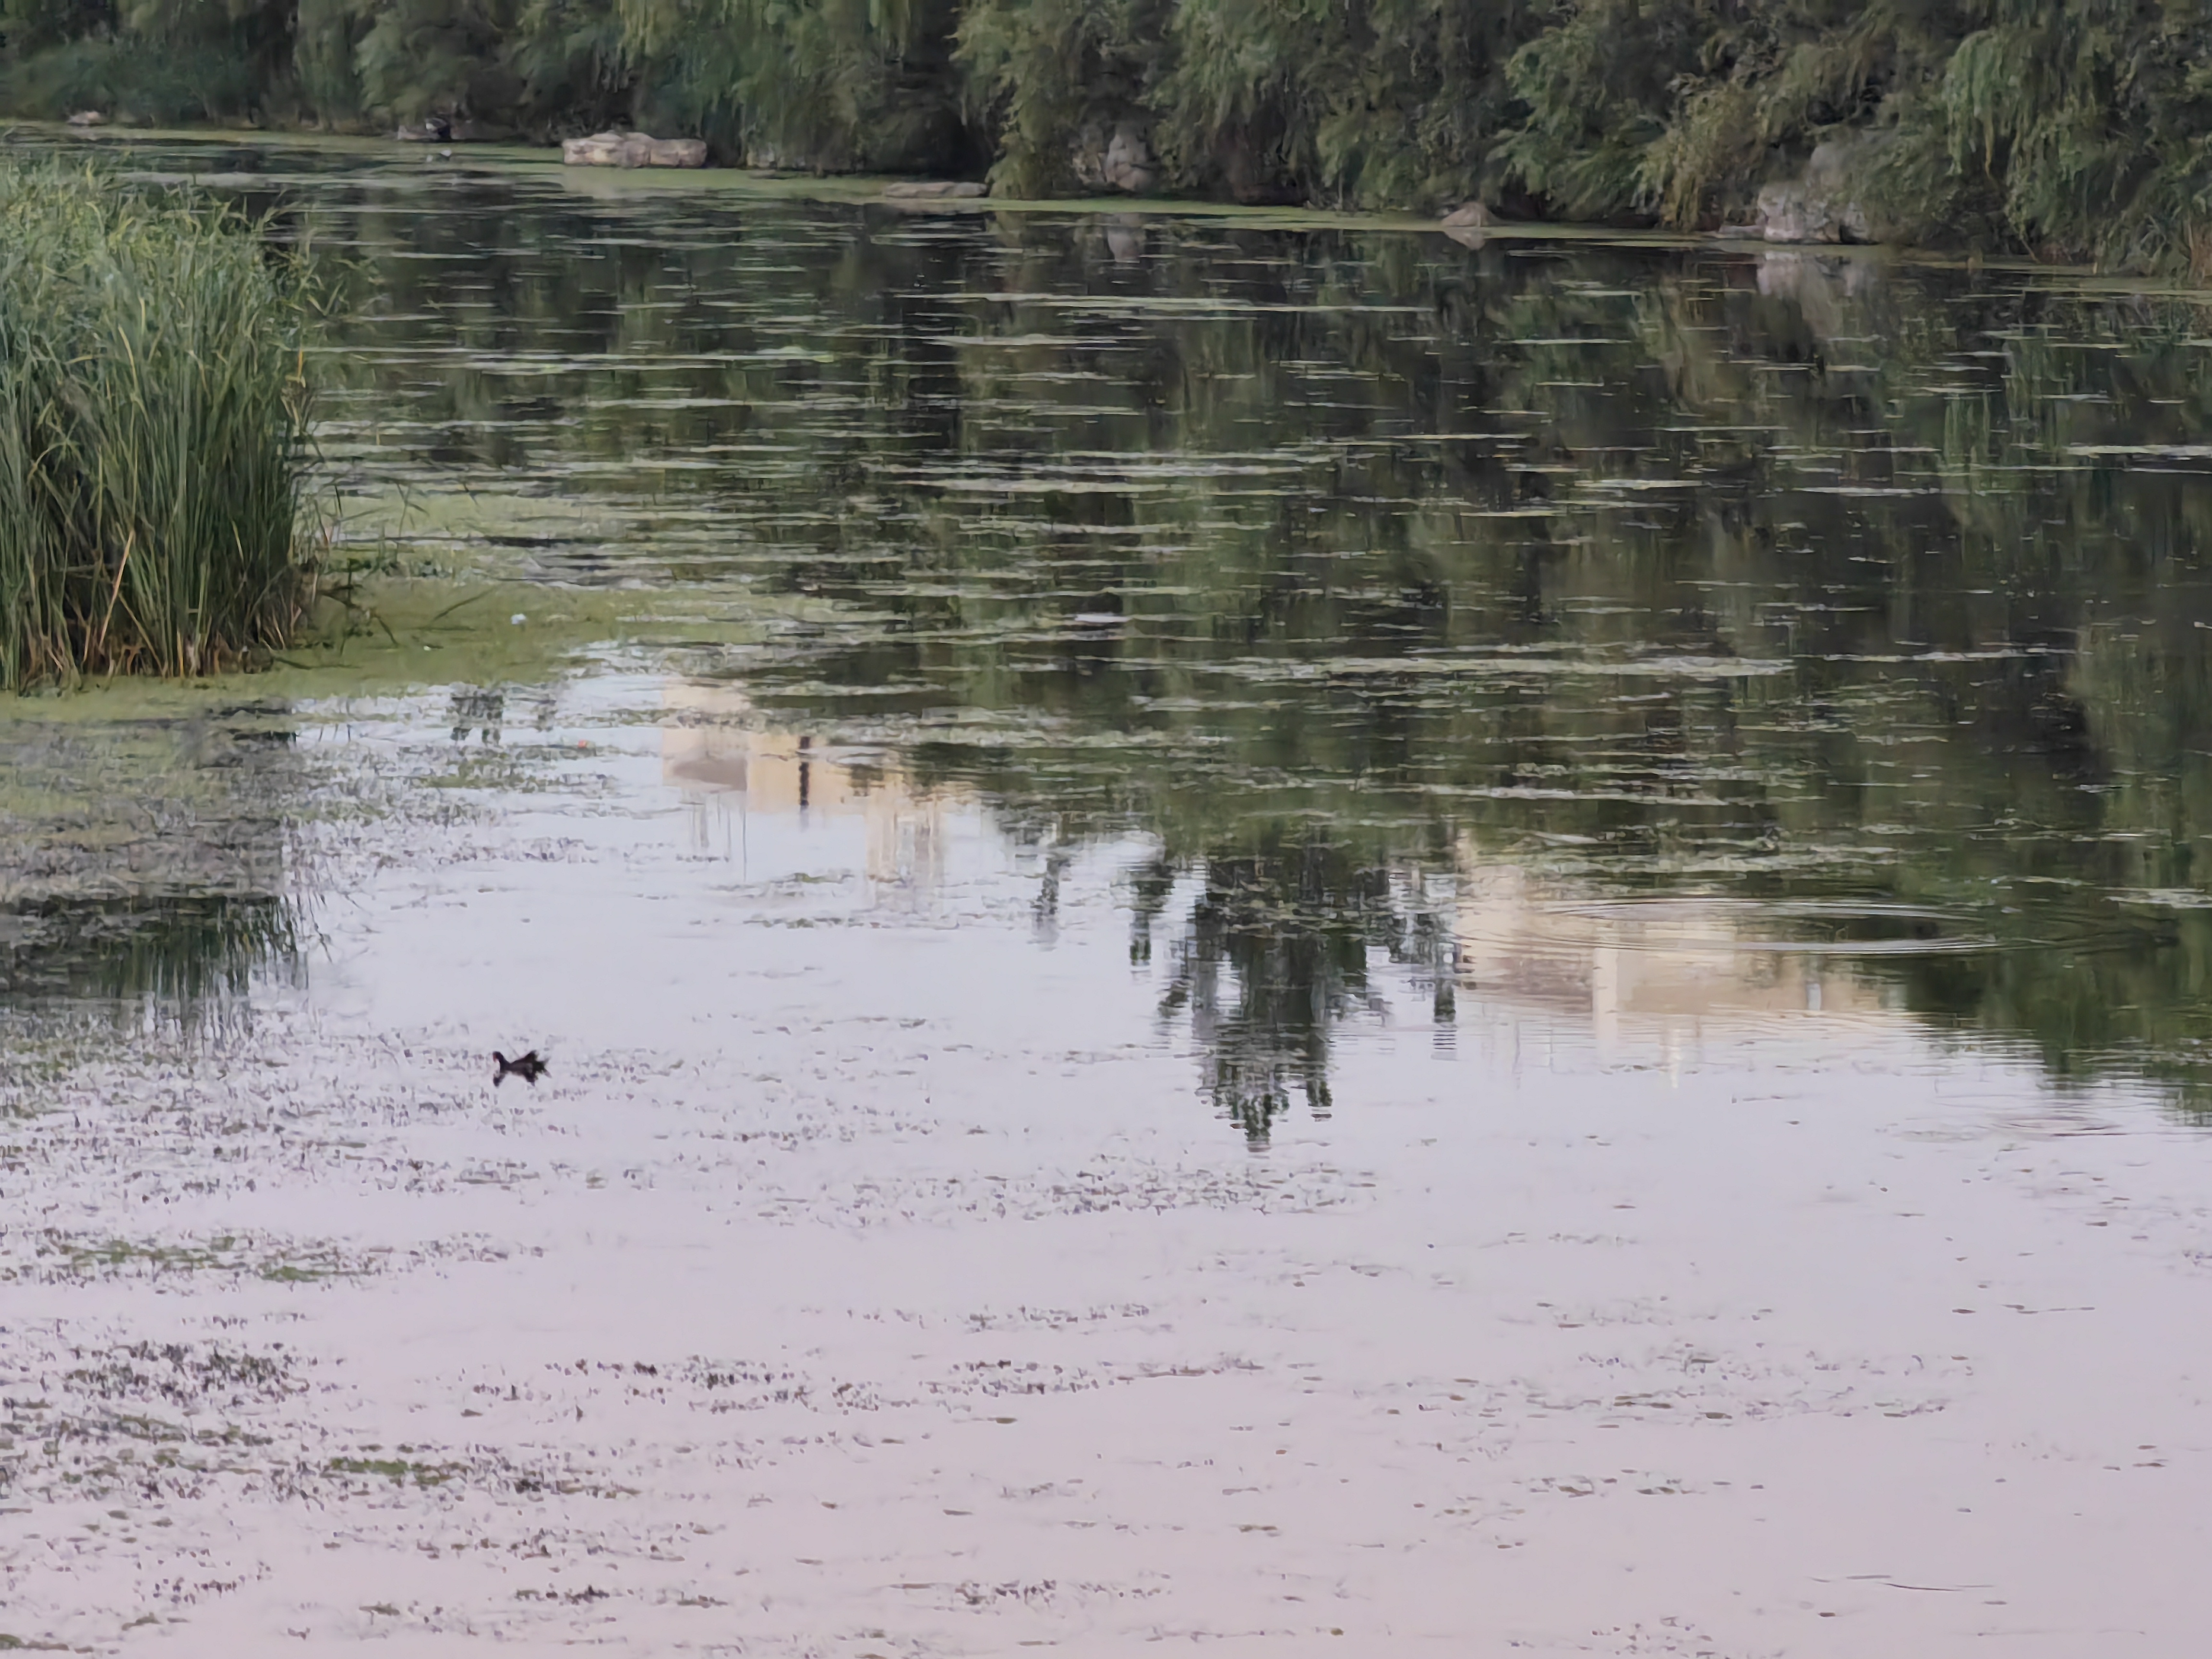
left=493, top=1049, right=547, bottom=1085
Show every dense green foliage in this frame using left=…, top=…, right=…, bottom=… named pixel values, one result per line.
left=8, top=2, right=2212, bottom=268
left=0, top=161, right=317, bottom=688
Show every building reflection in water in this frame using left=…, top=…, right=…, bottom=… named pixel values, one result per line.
left=660, top=680, right=1940, bottom=1128
left=1452, top=840, right=1908, bottom=1076
left=660, top=681, right=945, bottom=896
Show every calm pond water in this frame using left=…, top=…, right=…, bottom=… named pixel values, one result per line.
left=7, top=134, right=2212, bottom=1654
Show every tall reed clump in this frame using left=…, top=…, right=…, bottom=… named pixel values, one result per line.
left=0, top=161, right=318, bottom=692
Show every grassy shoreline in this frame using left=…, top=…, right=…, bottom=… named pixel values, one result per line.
left=12, top=121, right=2146, bottom=288
left=7, top=3, right=2212, bottom=274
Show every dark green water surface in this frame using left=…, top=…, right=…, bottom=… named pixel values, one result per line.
left=21, top=134, right=2212, bottom=1131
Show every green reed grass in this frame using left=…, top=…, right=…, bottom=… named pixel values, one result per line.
left=0, top=162, right=318, bottom=691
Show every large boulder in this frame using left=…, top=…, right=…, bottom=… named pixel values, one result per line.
left=562, top=132, right=707, bottom=169
left=1439, top=200, right=1491, bottom=248
left=563, top=132, right=629, bottom=166
left=1755, top=133, right=1891, bottom=244
left=882, top=180, right=987, bottom=199
left=649, top=138, right=708, bottom=168
left=1070, top=117, right=1157, bottom=194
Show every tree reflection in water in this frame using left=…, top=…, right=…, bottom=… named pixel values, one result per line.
left=1149, top=838, right=1397, bottom=1143
left=147, top=141, right=2212, bottom=1130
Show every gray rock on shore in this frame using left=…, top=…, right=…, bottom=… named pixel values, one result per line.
left=1439, top=200, right=1491, bottom=247
left=562, top=132, right=708, bottom=169
left=1755, top=134, right=1892, bottom=244
left=882, top=180, right=987, bottom=200
left=1072, top=118, right=1157, bottom=194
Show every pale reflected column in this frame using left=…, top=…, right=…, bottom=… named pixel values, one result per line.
left=659, top=679, right=950, bottom=904
left=1590, top=931, right=1621, bottom=1059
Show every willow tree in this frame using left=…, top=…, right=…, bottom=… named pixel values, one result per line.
left=957, top=0, right=1169, bottom=196
left=0, top=0, right=283, bottom=120
left=1502, top=0, right=2212, bottom=267
left=1934, top=0, right=2212, bottom=272
left=1150, top=0, right=1528, bottom=207
left=618, top=0, right=971, bottom=168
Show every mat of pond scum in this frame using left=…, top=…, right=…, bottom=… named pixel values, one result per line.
left=7, top=134, right=2212, bottom=1655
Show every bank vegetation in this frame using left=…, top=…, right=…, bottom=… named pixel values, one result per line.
left=6, top=2, right=2212, bottom=271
